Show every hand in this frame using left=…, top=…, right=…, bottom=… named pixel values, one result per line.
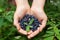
left=27, top=0, right=47, bottom=38
left=27, top=8, right=47, bottom=39
left=14, top=0, right=30, bottom=35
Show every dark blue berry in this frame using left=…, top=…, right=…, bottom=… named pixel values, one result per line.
left=19, top=14, right=41, bottom=32
left=32, top=26, right=37, bottom=32
left=21, top=26, right=26, bottom=30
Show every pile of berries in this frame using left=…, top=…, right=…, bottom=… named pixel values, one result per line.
left=19, top=14, right=41, bottom=32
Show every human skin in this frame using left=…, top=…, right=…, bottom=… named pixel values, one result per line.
left=14, top=0, right=30, bottom=35
left=14, top=0, right=47, bottom=39
left=27, top=0, right=47, bottom=39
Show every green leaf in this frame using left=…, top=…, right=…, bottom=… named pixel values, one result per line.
left=54, top=26, right=60, bottom=35
left=14, top=36, right=21, bottom=39
left=0, top=8, right=4, bottom=12
left=26, top=25, right=31, bottom=32
left=53, top=26, right=60, bottom=40
left=0, top=17, right=4, bottom=27
left=29, top=18, right=34, bottom=25
left=4, top=11, right=14, bottom=22
left=44, top=36, right=54, bottom=40
left=43, top=30, right=54, bottom=37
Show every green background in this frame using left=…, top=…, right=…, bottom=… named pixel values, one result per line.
left=0, top=0, right=60, bottom=40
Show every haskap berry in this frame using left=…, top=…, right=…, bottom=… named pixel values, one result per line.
left=19, top=14, right=41, bottom=32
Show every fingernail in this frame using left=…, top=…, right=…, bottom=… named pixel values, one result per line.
left=28, top=36, right=31, bottom=39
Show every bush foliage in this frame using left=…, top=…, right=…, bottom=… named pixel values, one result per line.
left=0, top=0, right=60, bottom=40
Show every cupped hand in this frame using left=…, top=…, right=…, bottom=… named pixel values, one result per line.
left=14, top=4, right=30, bottom=35
left=27, top=6, right=48, bottom=39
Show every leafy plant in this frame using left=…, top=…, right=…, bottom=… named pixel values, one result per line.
left=0, top=0, right=60, bottom=40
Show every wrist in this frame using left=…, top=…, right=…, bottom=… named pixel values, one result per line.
left=32, top=0, right=45, bottom=9
left=31, top=6, right=43, bottom=11
left=32, top=0, right=41, bottom=6
left=16, top=5, right=30, bottom=10
left=15, top=0, right=29, bottom=7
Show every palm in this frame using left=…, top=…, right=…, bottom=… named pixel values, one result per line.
left=27, top=8, right=47, bottom=39
left=14, top=5, right=30, bottom=35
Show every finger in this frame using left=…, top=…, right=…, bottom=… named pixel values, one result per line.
left=28, top=30, right=33, bottom=35
left=39, top=19, right=47, bottom=32
left=14, top=16, right=21, bottom=30
left=18, top=29, right=27, bottom=35
left=14, top=16, right=27, bottom=35
left=27, top=27, right=40, bottom=39
left=16, top=23, right=21, bottom=31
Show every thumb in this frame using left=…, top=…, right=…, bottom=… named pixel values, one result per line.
left=16, top=23, right=21, bottom=31
left=14, top=16, right=21, bottom=31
